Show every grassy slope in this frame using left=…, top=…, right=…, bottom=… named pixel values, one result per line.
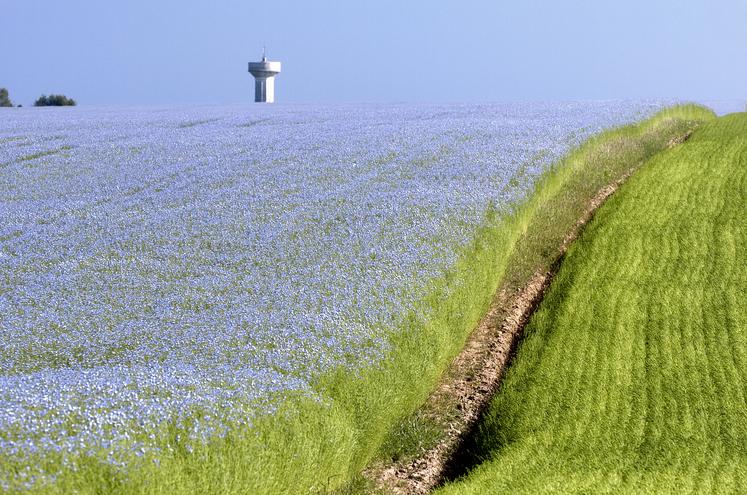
left=40, top=106, right=714, bottom=495
left=438, top=112, right=747, bottom=494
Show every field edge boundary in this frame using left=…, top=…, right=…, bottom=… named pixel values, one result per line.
left=363, top=114, right=708, bottom=494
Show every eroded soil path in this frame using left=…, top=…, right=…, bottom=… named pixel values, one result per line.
left=364, top=161, right=653, bottom=494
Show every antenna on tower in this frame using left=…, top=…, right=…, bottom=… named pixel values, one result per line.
left=262, top=45, right=267, bottom=62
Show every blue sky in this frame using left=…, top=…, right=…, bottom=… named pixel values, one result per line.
left=2, top=0, right=746, bottom=105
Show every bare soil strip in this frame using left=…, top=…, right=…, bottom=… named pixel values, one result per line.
left=364, top=161, right=650, bottom=494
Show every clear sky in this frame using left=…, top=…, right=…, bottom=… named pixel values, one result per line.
left=2, top=0, right=746, bottom=106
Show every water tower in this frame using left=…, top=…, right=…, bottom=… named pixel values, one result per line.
left=248, top=48, right=282, bottom=103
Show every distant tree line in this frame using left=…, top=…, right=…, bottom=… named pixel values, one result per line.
left=0, top=88, right=78, bottom=107
left=0, top=88, right=12, bottom=107
left=34, top=94, right=76, bottom=107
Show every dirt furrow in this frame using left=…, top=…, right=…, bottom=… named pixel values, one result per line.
left=364, top=165, right=643, bottom=494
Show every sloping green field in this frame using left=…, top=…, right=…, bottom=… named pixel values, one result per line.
left=438, top=113, right=747, bottom=494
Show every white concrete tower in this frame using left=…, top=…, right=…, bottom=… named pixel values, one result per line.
left=248, top=48, right=282, bottom=103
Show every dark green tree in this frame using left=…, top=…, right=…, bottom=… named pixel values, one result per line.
left=34, top=94, right=77, bottom=107
left=0, top=88, right=13, bottom=107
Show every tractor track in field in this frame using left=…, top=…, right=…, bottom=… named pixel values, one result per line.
left=365, top=133, right=691, bottom=494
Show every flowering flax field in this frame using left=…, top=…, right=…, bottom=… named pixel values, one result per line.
left=0, top=101, right=661, bottom=491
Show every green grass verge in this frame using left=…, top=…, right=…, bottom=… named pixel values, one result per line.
left=437, top=112, right=747, bottom=494
left=32, top=105, right=715, bottom=494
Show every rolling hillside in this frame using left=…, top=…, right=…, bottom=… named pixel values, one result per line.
left=439, top=113, right=747, bottom=494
